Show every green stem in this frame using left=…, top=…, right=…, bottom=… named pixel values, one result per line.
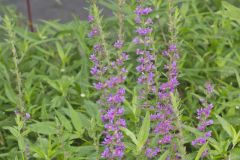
left=4, top=16, right=27, bottom=159
left=92, top=2, right=110, bottom=65
left=168, top=0, right=186, bottom=158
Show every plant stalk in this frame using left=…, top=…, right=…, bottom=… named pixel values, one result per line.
left=26, top=0, right=34, bottom=32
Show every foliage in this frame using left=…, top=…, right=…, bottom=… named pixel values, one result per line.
left=0, top=0, right=239, bottom=159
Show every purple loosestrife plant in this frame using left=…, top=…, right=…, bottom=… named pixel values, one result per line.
left=134, top=1, right=155, bottom=100
left=148, top=44, right=180, bottom=159
left=133, top=1, right=175, bottom=158
left=133, top=1, right=171, bottom=158
left=137, top=0, right=186, bottom=159
left=89, top=1, right=127, bottom=159
left=192, top=83, right=214, bottom=158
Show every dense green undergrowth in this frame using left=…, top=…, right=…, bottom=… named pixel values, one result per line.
left=0, top=0, right=240, bottom=159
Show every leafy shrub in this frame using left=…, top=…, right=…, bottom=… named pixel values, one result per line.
left=0, top=0, right=239, bottom=159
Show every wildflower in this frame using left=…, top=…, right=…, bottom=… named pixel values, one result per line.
left=133, top=37, right=140, bottom=44
left=192, top=84, right=214, bottom=157
left=158, top=135, right=172, bottom=144
left=145, top=148, right=160, bottom=158
left=162, top=51, right=169, bottom=56
left=90, top=66, right=98, bottom=75
left=88, top=15, right=94, bottom=23
left=94, top=44, right=102, bottom=52
left=88, top=27, right=99, bottom=37
left=25, top=113, right=31, bottom=120
left=145, top=18, right=153, bottom=25
left=114, top=40, right=123, bottom=49
left=88, top=6, right=128, bottom=158
left=136, top=27, right=152, bottom=36
left=94, top=82, right=104, bottom=90
left=205, top=82, right=214, bottom=95
left=135, top=6, right=153, bottom=16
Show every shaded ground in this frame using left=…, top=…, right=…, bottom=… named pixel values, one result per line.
left=0, top=0, right=111, bottom=22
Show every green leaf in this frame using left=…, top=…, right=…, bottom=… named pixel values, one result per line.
left=234, top=70, right=240, bottom=88
left=4, top=84, right=17, bottom=104
left=232, top=130, right=240, bottom=148
left=56, top=111, right=73, bottom=132
left=215, top=114, right=236, bottom=138
left=222, top=1, right=240, bottom=24
left=83, top=100, right=99, bottom=119
left=158, top=149, right=169, bottom=160
left=68, top=145, right=96, bottom=156
left=182, top=125, right=202, bottom=136
left=121, top=127, right=138, bottom=145
left=137, top=112, right=150, bottom=151
left=195, top=142, right=208, bottom=160
left=29, top=122, right=57, bottom=135
left=3, top=126, right=19, bottom=137
left=17, top=136, right=25, bottom=151
left=124, top=142, right=136, bottom=151
left=56, top=42, right=66, bottom=65
left=186, top=153, right=197, bottom=160
left=78, top=112, right=91, bottom=130
left=132, top=87, right=139, bottom=115
left=230, top=148, right=240, bottom=160
left=68, top=103, right=83, bottom=133
left=42, top=77, right=60, bottom=92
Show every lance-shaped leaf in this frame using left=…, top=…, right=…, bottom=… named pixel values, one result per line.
left=137, top=112, right=150, bottom=151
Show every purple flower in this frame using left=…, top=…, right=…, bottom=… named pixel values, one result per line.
left=89, top=54, right=98, bottom=63
left=88, top=15, right=94, bottom=23
left=133, top=37, right=140, bottom=44
left=145, top=18, right=153, bottom=25
left=116, top=59, right=123, bottom=66
left=116, top=108, right=124, bottom=115
left=198, top=120, right=213, bottom=131
left=154, top=120, right=174, bottom=134
left=145, top=148, right=160, bottom=158
left=121, top=52, right=129, bottom=61
left=101, top=147, right=111, bottom=158
left=104, top=108, right=115, bottom=121
left=135, top=6, right=153, bottom=15
left=25, top=113, right=31, bottom=120
left=104, top=123, right=117, bottom=131
left=150, top=113, right=165, bottom=121
left=205, top=82, right=214, bottom=95
left=136, top=27, right=152, bottom=36
left=192, top=137, right=206, bottom=146
left=103, top=134, right=114, bottom=145
left=90, top=66, right=98, bottom=75
left=136, top=49, right=145, bottom=55
left=94, top=44, right=102, bottom=52
left=135, top=15, right=141, bottom=23
left=158, top=135, right=172, bottom=144
left=205, top=131, right=212, bottom=138
left=201, top=149, right=209, bottom=157
left=121, top=68, right=127, bottom=73
left=192, top=87, right=213, bottom=150
left=197, top=104, right=213, bottom=119
left=107, top=88, right=125, bottom=104
left=113, top=145, right=124, bottom=158
left=168, top=44, right=177, bottom=52
left=106, top=76, right=125, bottom=88
left=116, top=119, right=126, bottom=127
left=114, top=40, right=123, bottom=49
left=88, top=27, right=99, bottom=37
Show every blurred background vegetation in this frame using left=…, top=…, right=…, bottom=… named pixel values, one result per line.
left=0, top=0, right=112, bottom=22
